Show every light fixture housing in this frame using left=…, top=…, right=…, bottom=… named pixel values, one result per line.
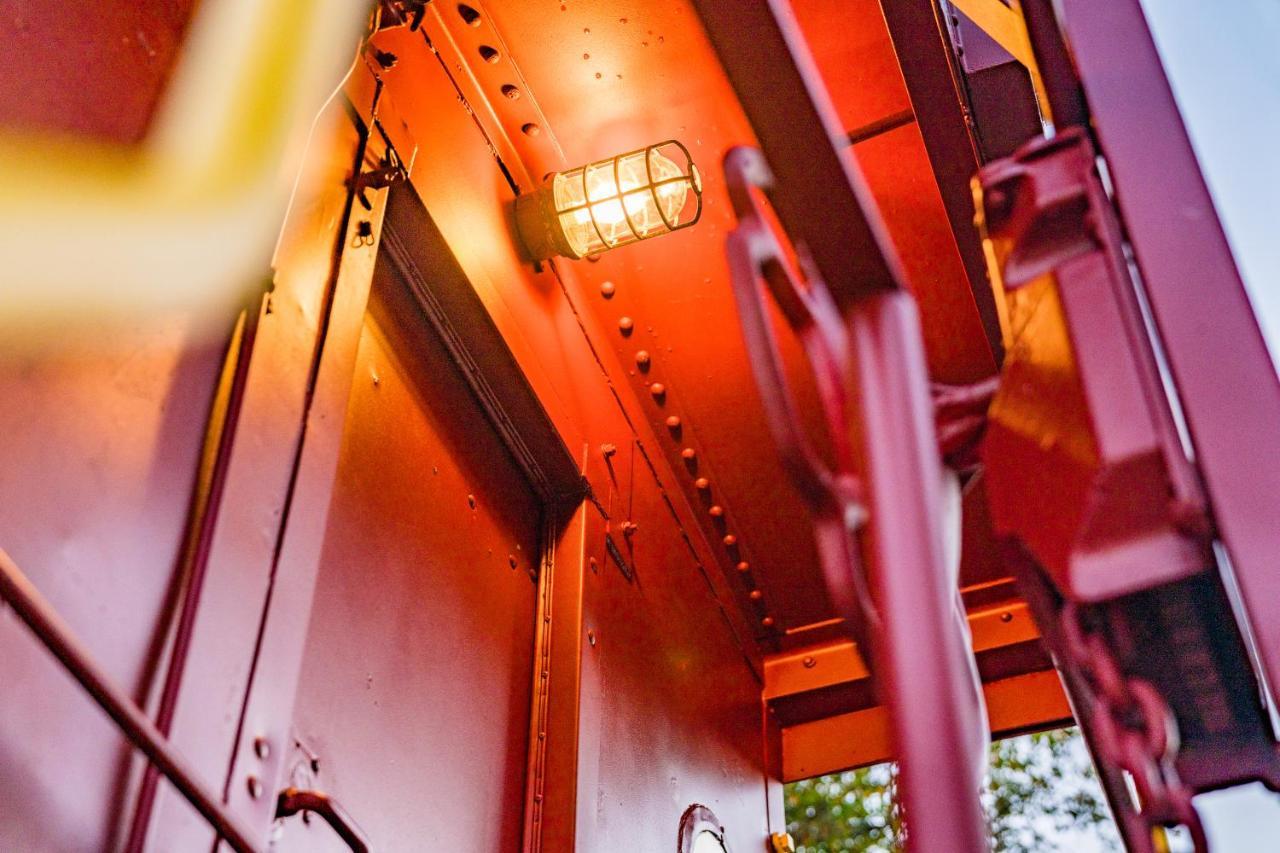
left=515, top=139, right=703, bottom=260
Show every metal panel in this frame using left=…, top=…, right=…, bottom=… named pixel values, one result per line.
left=148, top=82, right=378, bottom=848
left=575, top=474, right=772, bottom=852
left=0, top=314, right=233, bottom=848
left=270, top=266, right=543, bottom=851
left=0, top=0, right=197, bottom=143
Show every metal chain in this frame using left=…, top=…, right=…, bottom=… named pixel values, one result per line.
left=1062, top=603, right=1209, bottom=852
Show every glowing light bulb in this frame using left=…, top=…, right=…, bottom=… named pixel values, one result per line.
left=514, top=140, right=703, bottom=260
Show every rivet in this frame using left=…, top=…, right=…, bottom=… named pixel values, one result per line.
left=1000, top=612, right=1013, bottom=623
left=649, top=382, right=666, bottom=400
left=761, top=616, right=775, bottom=628
left=749, top=589, right=763, bottom=601
left=246, top=775, right=263, bottom=799
left=736, top=560, right=750, bottom=573
left=521, top=122, right=541, bottom=137
left=802, top=656, right=817, bottom=669
left=635, top=350, right=651, bottom=369
left=457, top=3, right=482, bottom=26
left=681, top=447, right=696, bottom=461
left=501, top=84, right=521, bottom=101
left=600, top=281, right=616, bottom=298
left=479, top=45, right=500, bottom=64
left=665, top=415, right=682, bottom=430
left=618, top=316, right=634, bottom=334
left=467, top=494, right=476, bottom=509
left=253, top=737, right=270, bottom=760
left=723, top=534, right=737, bottom=547
left=709, top=505, right=724, bottom=518
left=622, top=521, right=639, bottom=536
left=601, top=442, right=617, bottom=458
left=589, top=557, right=599, bottom=573
left=587, top=629, right=597, bottom=646
left=694, top=477, right=710, bottom=490
left=509, top=554, right=518, bottom=569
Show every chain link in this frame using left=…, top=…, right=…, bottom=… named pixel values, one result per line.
left=1061, top=603, right=1208, bottom=852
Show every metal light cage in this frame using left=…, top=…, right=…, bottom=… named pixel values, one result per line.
left=515, top=139, right=703, bottom=260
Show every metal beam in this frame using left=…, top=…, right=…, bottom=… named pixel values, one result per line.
left=781, top=669, right=1071, bottom=781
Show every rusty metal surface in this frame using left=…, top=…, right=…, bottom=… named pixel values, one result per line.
left=0, top=315, right=230, bottom=849
left=271, top=269, right=542, bottom=852
left=0, top=0, right=197, bottom=143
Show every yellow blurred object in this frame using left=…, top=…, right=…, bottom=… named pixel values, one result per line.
left=0, top=0, right=369, bottom=334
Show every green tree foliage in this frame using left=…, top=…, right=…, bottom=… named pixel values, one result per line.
left=785, top=727, right=1119, bottom=852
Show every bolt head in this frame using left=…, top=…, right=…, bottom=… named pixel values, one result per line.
left=246, top=775, right=263, bottom=799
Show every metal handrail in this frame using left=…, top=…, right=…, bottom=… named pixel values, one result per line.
left=0, top=550, right=259, bottom=853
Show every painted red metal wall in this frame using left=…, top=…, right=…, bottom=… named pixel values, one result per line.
left=0, top=319, right=234, bottom=848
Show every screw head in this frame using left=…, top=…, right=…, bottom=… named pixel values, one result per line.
left=501, top=84, right=521, bottom=100
left=246, top=775, right=263, bottom=800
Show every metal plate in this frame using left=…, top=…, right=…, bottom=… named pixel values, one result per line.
left=273, top=263, right=542, bottom=851
left=0, top=318, right=232, bottom=848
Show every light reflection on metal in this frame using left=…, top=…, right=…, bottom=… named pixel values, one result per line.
left=515, top=140, right=703, bottom=260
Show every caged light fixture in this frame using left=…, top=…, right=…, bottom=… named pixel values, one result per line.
left=515, top=139, right=703, bottom=260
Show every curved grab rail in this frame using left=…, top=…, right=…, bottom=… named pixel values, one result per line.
left=276, top=787, right=370, bottom=853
